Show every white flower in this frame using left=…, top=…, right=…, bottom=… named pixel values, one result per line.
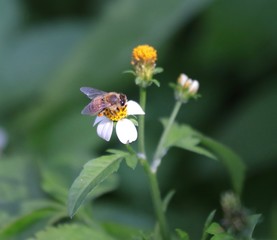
left=93, top=100, right=144, bottom=144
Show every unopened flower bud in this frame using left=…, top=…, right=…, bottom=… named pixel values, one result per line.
left=172, top=73, right=200, bottom=102
left=188, top=80, right=199, bottom=94
left=178, top=74, right=189, bottom=86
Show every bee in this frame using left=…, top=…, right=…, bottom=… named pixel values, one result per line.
left=80, top=87, right=127, bottom=116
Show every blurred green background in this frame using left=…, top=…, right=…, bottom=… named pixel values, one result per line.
left=0, top=0, right=276, bottom=239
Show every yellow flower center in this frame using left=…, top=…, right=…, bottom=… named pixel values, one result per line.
left=131, top=45, right=157, bottom=65
left=102, top=105, right=127, bottom=122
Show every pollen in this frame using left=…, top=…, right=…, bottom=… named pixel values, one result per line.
left=131, top=45, right=157, bottom=65
left=103, top=105, right=127, bottom=122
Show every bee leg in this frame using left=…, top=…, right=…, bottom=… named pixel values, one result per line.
left=98, top=111, right=104, bottom=117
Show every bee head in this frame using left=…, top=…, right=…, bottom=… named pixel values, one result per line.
left=119, top=94, right=127, bottom=106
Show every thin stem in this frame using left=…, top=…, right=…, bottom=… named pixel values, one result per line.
left=140, top=159, right=170, bottom=240
left=125, top=143, right=136, bottom=155
left=137, top=86, right=171, bottom=239
left=151, top=101, right=182, bottom=172
left=138, top=87, right=147, bottom=158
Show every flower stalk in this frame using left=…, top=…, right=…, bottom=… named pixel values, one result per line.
left=151, top=100, right=183, bottom=172
left=134, top=51, right=168, bottom=240
left=140, top=158, right=171, bottom=240
left=138, top=87, right=147, bottom=158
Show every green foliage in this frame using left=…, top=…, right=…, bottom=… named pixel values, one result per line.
left=246, top=214, right=262, bottom=239
left=199, top=136, right=246, bottom=195
left=0, top=0, right=275, bottom=239
left=201, top=210, right=216, bottom=240
left=206, top=222, right=225, bottom=235
left=68, top=154, right=123, bottom=217
left=161, top=119, right=217, bottom=160
left=0, top=202, right=66, bottom=240
left=161, top=119, right=245, bottom=195
left=175, top=229, right=190, bottom=240
left=162, top=190, right=176, bottom=212
left=107, top=149, right=138, bottom=169
left=102, top=222, right=142, bottom=240
left=205, top=222, right=235, bottom=240
left=29, top=224, right=115, bottom=240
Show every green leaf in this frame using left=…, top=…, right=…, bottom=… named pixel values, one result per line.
left=30, top=224, right=115, bottom=240
left=107, top=149, right=138, bottom=169
left=124, top=154, right=138, bottom=169
left=160, top=119, right=217, bottom=160
left=0, top=206, right=63, bottom=240
left=160, top=119, right=245, bottom=195
left=41, top=168, right=69, bottom=204
left=102, top=222, right=141, bottom=240
left=201, top=210, right=216, bottom=240
left=206, top=222, right=225, bottom=235
left=151, top=79, right=161, bottom=87
left=162, top=190, right=175, bottom=212
left=199, top=136, right=246, bottom=195
left=246, top=214, right=262, bottom=238
left=90, top=175, right=119, bottom=199
left=123, top=70, right=136, bottom=76
left=175, top=228, right=190, bottom=240
left=68, top=154, right=122, bottom=217
left=210, top=233, right=234, bottom=240
left=153, top=67, right=164, bottom=75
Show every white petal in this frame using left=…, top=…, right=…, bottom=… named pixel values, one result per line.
left=116, top=119, right=137, bottom=144
left=93, top=116, right=106, bottom=126
left=178, top=73, right=189, bottom=86
left=96, top=118, right=113, bottom=141
left=126, top=101, right=145, bottom=115
left=189, top=80, right=199, bottom=94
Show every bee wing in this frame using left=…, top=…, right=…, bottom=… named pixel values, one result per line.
left=81, top=99, right=113, bottom=115
left=80, top=87, right=106, bottom=99
left=81, top=103, right=94, bottom=115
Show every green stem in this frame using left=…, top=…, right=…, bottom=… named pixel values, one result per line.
left=138, top=87, right=147, bottom=158
left=140, top=159, right=171, bottom=240
left=151, top=101, right=182, bottom=172
left=137, top=86, right=171, bottom=239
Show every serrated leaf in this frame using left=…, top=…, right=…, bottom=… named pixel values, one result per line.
left=30, top=224, right=115, bottom=240
left=107, top=149, right=138, bottom=169
left=175, top=228, right=190, bottom=240
left=160, top=119, right=245, bottom=195
left=88, top=174, right=119, bottom=199
left=124, top=154, right=138, bottom=169
left=68, top=154, right=122, bottom=217
left=160, top=119, right=217, bottom=160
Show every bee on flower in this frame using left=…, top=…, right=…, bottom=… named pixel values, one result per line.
left=80, top=87, right=145, bottom=144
